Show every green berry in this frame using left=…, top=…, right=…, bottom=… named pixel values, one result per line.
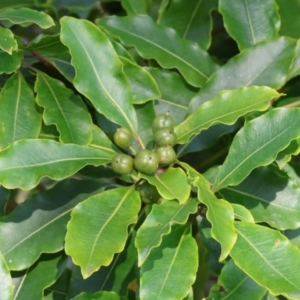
left=111, top=153, right=134, bottom=175
left=152, top=113, right=175, bottom=132
left=113, top=127, right=133, bottom=148
left=154, top=128, right=177, bottom=147
left=134, top=149, right=160, bottom=175
left=156, top=145, right=177, bottom=166
left=137, top=181, right=160, bottom=204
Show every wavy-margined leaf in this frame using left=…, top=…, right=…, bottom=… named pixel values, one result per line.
left=98, top=15, right=218, bottom=87
left=219, top=0, right=280, bottom=50
left=189, top=37, right=296, bottom=111
left=159, top=0, right=217, bottom=49
left=0, top=49, right=23, bottom=74
left=120, top=57, right=161, bottom=104
left=60, top=17, right=141, bottom=144
left=12, top=253, right=67, bottom=300
left=0, top=179, right=105, bottom=271
left=218, top=166, right=300, bottom=230
left=140, top=167, right=191, bottom=204
left=0, top=8, right=54, bottom=28
left=0, top=72, right=41, bottom=150
left=111, top=40, right=135, bottom=63
left=65, top=186, right=140, bottom=278
left=0, top=139, right=114, bottom=190
left=0, top=27, right=17, bottom=54
left=231, top=222, right=300, bottom=299
left=136, top=198, right=198, bottom=266
left=0, top=252, right=13, bottom=300
left=35, top=72, right=93, bottom=145
left=121, top=0, right=147, bottom=15
left=208, top=259, right=267, bottom=300
left=231, top=203, right=255, bottom=223
left=276, top=138, right=300, bottom=168
left=146, top=67, right=198, bottom=124
left=175, top=86, right=279, bottom=144
left=194, top=175, right=236, bottom=261
left=213, top=108, right=300, bottom=192
left=72, top=291, right=127, bottom=300
left=140, top=225, right=198, bottom=300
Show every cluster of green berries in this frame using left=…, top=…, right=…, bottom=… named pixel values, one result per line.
left=111, top=113, right=177, bottom=176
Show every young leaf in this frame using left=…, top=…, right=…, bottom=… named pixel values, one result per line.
left=0, top=139, right=114, bottom=190
left=231, top=203, right=255, bottom=223
left=140, top=167, right=191, bottom=204
left=0, top=27, right=17, bottom=54
left=136, top=198, right=199, bottom=266
left=60, top=17, right=140, bottom=143
left=219, top=0, right=280, bottom=50
left=194, top=175, right=237, bottom=261
left=0, top=179, right=105, bottom=271
left=159, top=0, right=217, bottom=49
left=98, top=15, right=218, bottom=87
left=0, top=8, right=55, bottom=28
left=0, top=72, right=41, bottom=150
left=35, top=72, right=93, bottom=145
left=121, top=0, right=147, bottom=15
left=231, top=222, right=300, bottom=299
left=213, top=108, right=300, bottom=192
left=65, top=186, right=140, bottom=278
left=0, top=252, right=13, bottom=300
left=218, top=166, right=300, bottom=230
left=140, top=225, right=198, bottom=300
left=0, top=49, right=23, bottom=74
left=208, top=259, right=267, bottom=300
left=175, top=86, right=280, bottom=144
left=189, top=37, right=296, bottom=111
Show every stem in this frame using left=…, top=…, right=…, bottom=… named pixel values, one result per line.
left=282, top=100, right=300, bottom=108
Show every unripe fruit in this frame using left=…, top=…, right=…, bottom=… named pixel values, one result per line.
left=152, top=113, right=175, bottom=132
left=154, top=128, right=177, bottom=147
left=111, top=153, right=134, bottom=175
left=137, top=181, right=160, bottom=204
left=134, top=149, right=160, bottom=175
left=113, top=127, right=133, bottom=148
left=156, top=145, right=177, bottom=166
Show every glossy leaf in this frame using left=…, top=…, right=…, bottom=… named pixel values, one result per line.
left=0, top=49, right=23, bottom=74
left=136, top=198, right=199, bottom=266
left=35, top=72, right=93, bottom=145
left=121, top=0, right=147, bottom=15
left=231, top=203, right=255, bottom=223
left=111, top=40, right=135, bottom=63
left=0, top=8, right=55, bottom=28
left=0, top=179, right=104, bottom=271
left=0, top=252, right=13, bottom=300
left=231, top=222, right=300, bottom=299
left=0, top=139, right=114, bottom=190
left=208, top=259, right=267, bottom=300
left=276, top=138, right=300, bottom=169
left=189, top=37, right=296, bottom=111
left=159, top=0, right=217, bottom=49
left=72, top=291, right=127, bottom=300
left=140, top=167, right=191, bottom=204
left=0, top=72, right=41, bottom=150
left=218, top=166, right=300, bottom=230
left=175, top=86, right=279, bottom=144
left=98, top=15, right=218, bottom=87
left=120, top=57, right=161, bottom=104
left=0, top=27, right=17, bottom=54
left=60, top=17, right=140, bottom=142
left=11, top=253, right=66, bottom=300
left=219, top=0, right=280, bottom=50
left=195, top=175, right=237, bottom=261
left=65, top=186, right=140, bottom=278
left=213, top=108, right=300, bottom=192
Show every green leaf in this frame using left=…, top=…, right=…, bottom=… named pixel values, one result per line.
left=0, top=179, right=105, bottom=271
left=35, top=72, right=93, bottom=145
left=219, top=0, right=280, bottom=50
left=121, top=0, right=147, bottom=15
left=213, top=108, right=300, bottom=192
left=12, top=253, right=67, bottom=300
left=189, top=37, right=296, bottom=111
left=0, top=139, right=114, bottom=190
left=276, top=138, right=300, bottom=169
left=72, top=291, right=127, bottom=300
left=0, top=27, right=17, bottom=54
left=231, top=222, right=300, bottom=299
left=159, top=0, right=217, bottom=49
left=0, top=186, right=9, bottom=217
left=60, top=17, right=140, bottom=143
left=140, top=167, right=191, bottom=204
left=97, top=15, right=218, bottom=87
left=0, top=49, right=23, bottom=74
left=231, top=203, right=255, bottom=223
left=0, top=8, right=55, bottom=28
left=0, top=252, right=13, bottom=300
left=208, top=259, right=267, bottom=300
left=0, top=72, right=41, bottom=150
left=65, top=186, right=140, bottom=278
left=284, top=228, right=300, bottom=249
left=175, top=86, right=280, bottom=144
left=218, top=166, right=300, bottom=230
left=194, top=175, right=237, bottom=261
left=0, top=0, right=34, bottom=11
left=140, top=225, right=198, bottom=300
left=120, top=57, right=161, bottom=104
left=136, top=198, right=199, bottom=266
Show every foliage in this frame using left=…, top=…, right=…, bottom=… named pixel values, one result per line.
left=1, top=0, right=300, bottom=299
